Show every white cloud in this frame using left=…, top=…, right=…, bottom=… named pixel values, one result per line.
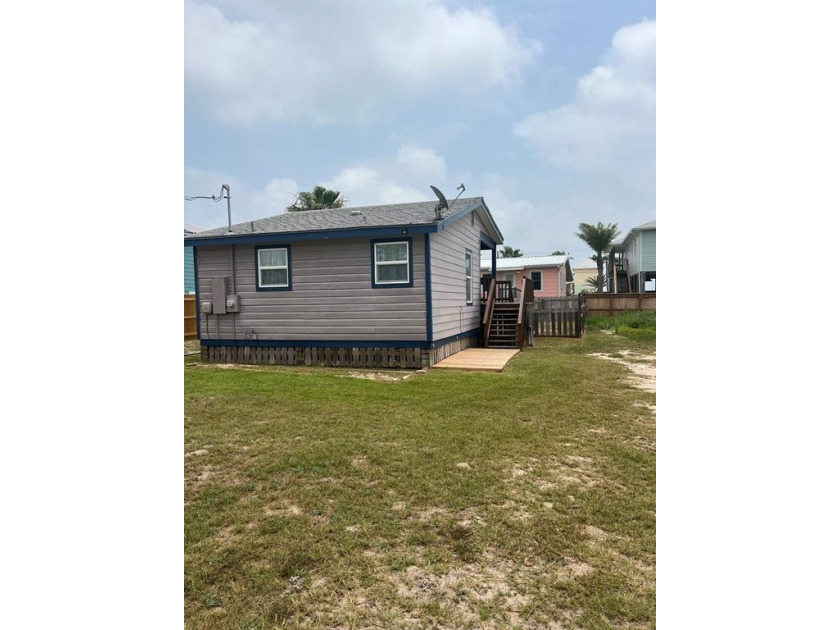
left=184, top=167, right=298, bottom=228
left=323, top=145, right=448, bottom=206
left=324, top=167, right=428, bottom=208
left=185, top=144, right=449, bottom=225
left=185, top=0, right=539, bottom=124
left=514, top=19, right=655, bottom=180
left=395, top=145, right=447, bottom=183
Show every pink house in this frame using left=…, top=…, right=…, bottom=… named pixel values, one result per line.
left=480, top=255, right=575, bottom=298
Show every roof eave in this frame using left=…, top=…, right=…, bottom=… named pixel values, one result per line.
left=184, top=222, right=439, bottom=247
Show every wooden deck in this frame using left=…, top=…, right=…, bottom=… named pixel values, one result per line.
left=432, top=348, right=520, bottom=372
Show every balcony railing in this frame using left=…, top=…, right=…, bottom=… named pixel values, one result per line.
left=481, top=278, right=519, bottom=303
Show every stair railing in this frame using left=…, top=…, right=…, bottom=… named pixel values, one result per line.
left=483, top=278, right=497, bottom=348
left=517, top=277, right=534, bottom=348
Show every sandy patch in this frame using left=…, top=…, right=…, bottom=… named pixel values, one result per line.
left=343, top=371, right=414, bottom=382
left=591, top=350, right=656, bottom=395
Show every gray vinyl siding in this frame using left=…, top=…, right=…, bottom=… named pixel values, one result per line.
left=195, top=236, right=426, bottom=341
left=640, top=229, right=656, bottom=272
left=625, top=233, right=641, bottom=277
left=625, top=229, right=656, bottom=277
left=429, top=213, right=482, bottom=341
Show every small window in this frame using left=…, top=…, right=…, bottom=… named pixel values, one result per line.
left=256, top=246, right=291, bottom=290
left=465, top=250, right=473, bottom=305
left=531, top=270, right=542, bottom=291
left=372, top=239, right=411, bottom=287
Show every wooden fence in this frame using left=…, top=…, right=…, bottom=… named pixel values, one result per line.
left=530, top=296, right=585, bottom=338
left=184, top=295, right=197, bottom=339
left=582, top=293, right=655, bottom=318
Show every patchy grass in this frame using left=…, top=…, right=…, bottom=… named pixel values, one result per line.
left=184, top=330, right=655, bottom=629
left=587, top=310, right=656, bottom=342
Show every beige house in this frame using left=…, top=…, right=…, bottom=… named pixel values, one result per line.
left=573, top=258, right=600, bottom=294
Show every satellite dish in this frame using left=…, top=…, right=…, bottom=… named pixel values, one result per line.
left=430, top=185, right=449, bottom=211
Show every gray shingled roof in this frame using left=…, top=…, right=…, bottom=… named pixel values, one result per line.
left=187, top=197, right=491, bottom=239
left=184, top=223, right=207, bottom=234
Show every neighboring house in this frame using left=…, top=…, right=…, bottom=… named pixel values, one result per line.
left=479, top=255, right=574, bottom=298
left=183, top=198, right=505, bottom=369
left=184, top=223, right=207, bottom=294
left=572, top=258, right=600, bottom=294
left=607, top=219, right=656, bottom=293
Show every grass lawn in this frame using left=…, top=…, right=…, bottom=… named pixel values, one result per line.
left=184, top=330, right=656, bottom=629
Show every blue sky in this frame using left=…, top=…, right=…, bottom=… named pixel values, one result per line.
left=184, top=0, right=656, bottom=264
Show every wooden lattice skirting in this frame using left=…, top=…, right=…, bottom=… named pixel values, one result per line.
left=201, top=345, right=427, bottom=369
left=200, top=336, right=479, bottom=370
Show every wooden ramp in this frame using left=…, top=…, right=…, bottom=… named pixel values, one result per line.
left=432, top=348, right=520, bottom=372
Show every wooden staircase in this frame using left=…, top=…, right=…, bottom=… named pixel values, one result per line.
left=615, top=269, right=630, bottom=293
left=481, top=277, right=535, bottom=350
left=486, top=302, right=519, bottom=348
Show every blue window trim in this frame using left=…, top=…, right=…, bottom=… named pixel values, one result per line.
left=370, top=238, right=413, bottom=288
left=465, top=248, right=474, bottom=306
left=255, top=245, right=292, bottom=292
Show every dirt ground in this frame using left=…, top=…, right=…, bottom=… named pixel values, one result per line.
left=590, top=349, right=656, bottom=395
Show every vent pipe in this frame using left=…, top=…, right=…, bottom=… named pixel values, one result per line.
left=223, top=184, right=232, bottom=233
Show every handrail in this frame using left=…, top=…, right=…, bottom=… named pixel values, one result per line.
left=517, top=276, right=534, bottom=348
left=483, top=278, right=496, bottom=347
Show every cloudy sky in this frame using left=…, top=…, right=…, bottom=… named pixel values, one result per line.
left=184, top=0, right=655, bottom=263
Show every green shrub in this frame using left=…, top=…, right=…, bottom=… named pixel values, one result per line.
left=587, top=310, right=656, bottom=334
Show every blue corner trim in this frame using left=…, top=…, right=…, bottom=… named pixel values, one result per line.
left=254, top=245, right=293, bottom=292
left=479, top=231, right=495, bottom=249
left=425, top=233, right=433, bottom=343
left=370, top=238, right=414, bottom=288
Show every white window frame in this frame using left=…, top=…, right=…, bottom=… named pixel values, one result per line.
left=373, top=240, right=410, bottom=286
left=465, top=250, right=473, bottom=305
left=257, top=246, right=290, bottom=289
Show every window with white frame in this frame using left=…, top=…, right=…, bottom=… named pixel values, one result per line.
left=372, top=240, right=410, bottom=286
left=531, top=270, right=542, bottom=291
left=465, top=250, right=473, bottom=304
left=256, top=246, right=290, bottom=289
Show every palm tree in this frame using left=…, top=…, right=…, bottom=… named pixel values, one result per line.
left=551, top=250, right=568, bottom=256
left=499, top=246, right=523, bottom=258
left=286, top=186, right=345, bottom=212
left=575, top=222, right=620, bottom=292
left=584, top=274, right=607, bottom=292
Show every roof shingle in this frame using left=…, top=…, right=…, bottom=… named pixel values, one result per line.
left=188, top=197, right=487, bottom=239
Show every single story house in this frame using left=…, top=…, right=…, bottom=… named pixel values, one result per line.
left=607, top=219, right=656, bottom=293
left=183, top=197, right=505, bottom=369
left=479, top=255, right=574, bottom=298
left=573, top=258, right=600, bottom=294
left=184, top=223, right=206, bottom=294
